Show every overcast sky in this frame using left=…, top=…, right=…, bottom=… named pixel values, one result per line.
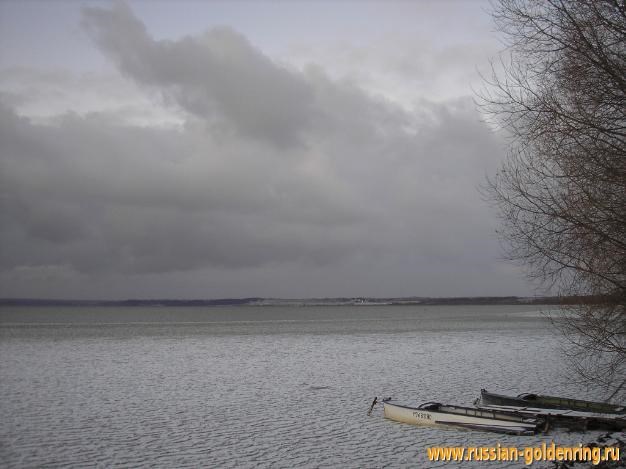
left=0, top=0, right=536, bottom=299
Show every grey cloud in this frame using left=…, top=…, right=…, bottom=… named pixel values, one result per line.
left=0, top=79, right=502, bottom=281
left=82, top=3, right=314, bottom=147
left=0, top=67, right=180, bottom=127
left=0, top=100, right=365, bottom=275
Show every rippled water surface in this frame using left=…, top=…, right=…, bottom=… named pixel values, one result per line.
left=0, top=305, right=603, bottom=467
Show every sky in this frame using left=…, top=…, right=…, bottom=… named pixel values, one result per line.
left=0, top=0, right=536, bottom=300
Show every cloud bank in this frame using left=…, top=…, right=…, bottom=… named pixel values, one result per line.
left=0, top=3, right=528, bottom=298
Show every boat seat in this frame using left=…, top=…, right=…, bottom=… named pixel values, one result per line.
left=418, top=402, right=441, bottom=411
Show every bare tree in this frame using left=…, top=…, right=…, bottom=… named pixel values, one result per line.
left=480, top=0, right=626, bottom=399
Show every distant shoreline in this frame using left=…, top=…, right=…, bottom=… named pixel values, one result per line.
left=0, top=296, right=570, bottom=307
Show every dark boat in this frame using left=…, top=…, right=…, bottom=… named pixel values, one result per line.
left=479, top=389, right=626, bottom=414
left=475, top=403, right=626, bottom=432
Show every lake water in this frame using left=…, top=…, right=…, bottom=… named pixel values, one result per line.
left=0, top=305, right=607, bottom=468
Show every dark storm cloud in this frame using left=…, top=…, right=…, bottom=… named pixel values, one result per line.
left=0, top=101, right=363, bottom=274
left=0, top=3, right=518, bottom=296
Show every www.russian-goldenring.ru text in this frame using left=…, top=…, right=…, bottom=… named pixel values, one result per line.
left=427, top=442, right=621, bottom=465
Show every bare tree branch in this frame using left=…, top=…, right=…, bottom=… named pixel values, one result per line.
left=480, top=0, right=626, bottom=400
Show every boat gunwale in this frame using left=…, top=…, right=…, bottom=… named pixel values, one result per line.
left=382, top=401, right=539, bottom=425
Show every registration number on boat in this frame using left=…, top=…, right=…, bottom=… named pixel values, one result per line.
left=412, top=411, right=432, bottom=420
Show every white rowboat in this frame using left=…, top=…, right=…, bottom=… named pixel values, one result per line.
left=383, top=401, right=541, bottom=435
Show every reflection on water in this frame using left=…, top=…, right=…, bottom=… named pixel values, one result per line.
left=0, top=305, right=596, bottom=468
